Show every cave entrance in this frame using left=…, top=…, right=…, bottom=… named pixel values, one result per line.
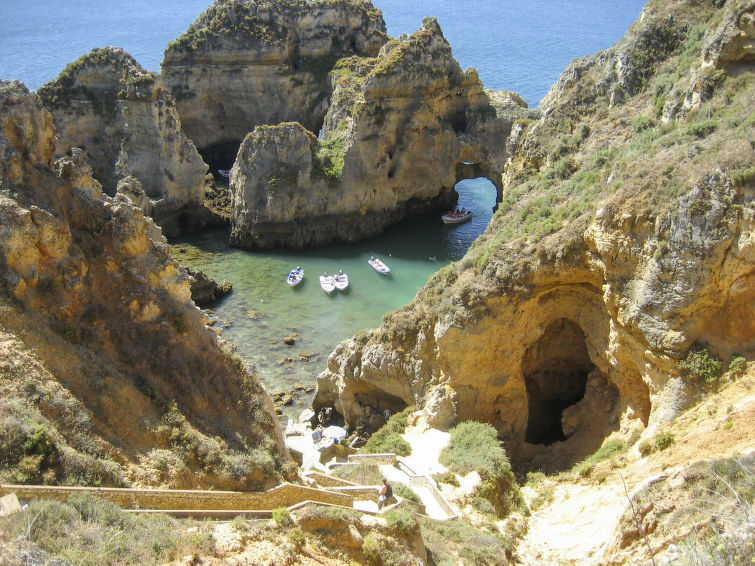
left=523, top=319, right=595, bottom=446
left=199, top=141, right=242, bottom=180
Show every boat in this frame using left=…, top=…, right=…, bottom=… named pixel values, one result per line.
left=287, top=266, right=304, bottom=287
left=333, top=269, right=349, bottom=291
left=442, top=209, right=473, bottom=224
left=368, top=256, right=390, bottom=274
left=218, top=169, right=230, bottom=178
left=319, top=273, right=336, bottom=294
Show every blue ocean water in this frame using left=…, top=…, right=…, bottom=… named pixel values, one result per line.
left=0, top=0, right=646, bottom=412
left=0, top=0, right=646, bottom=106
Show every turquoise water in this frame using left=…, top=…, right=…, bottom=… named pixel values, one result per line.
left=173, top=178, right=496, bottom=413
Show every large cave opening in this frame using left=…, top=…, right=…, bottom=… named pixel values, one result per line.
left=523, top=319, right=595, bottom=446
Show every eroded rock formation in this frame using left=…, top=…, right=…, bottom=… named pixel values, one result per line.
left=0, top=80, right=286, bottom=489
left=229, top=17, right=533, bottom=249
left=161, top=0, right=388, bottom=163
left=37, top=48, right=211, bottom=237
left=313, top=0, right=755, bottom=472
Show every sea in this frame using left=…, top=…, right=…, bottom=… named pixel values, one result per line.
left=0, top=0, right=646, bottom=417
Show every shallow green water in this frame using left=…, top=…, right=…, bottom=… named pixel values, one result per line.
left=171, top=178, right=495, bottom=417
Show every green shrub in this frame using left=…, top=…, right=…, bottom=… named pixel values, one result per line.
left=15, top=455, right=43, bottom=483
left=572, top=461, right=593, bottom=477
left=685, top=119, right=717, bottom=139
left=420, top=516, right=515, bottom=566
left=393, top=484, right=420, bottom=502
left=288, top=526, right=306, bottom=548
left=384, top=507, right=416, bottom=532
left=632, top=115, right=655, bottom=133
left=638, top=440, right=654, bottom=457
left=569, top=438, right=628, bottom=475
left=654, top=431, right=675, bottom=451
left=627, top=429, right=642, bottom=447
left=678, top=347, right=723, bottom=384
left=361, top=431, right=411, bottom=456
left=0, top=494, right=215, bottom=565
left=728, top=356, right=747, bottom=377
left=440, top=421, right=522, bottom=518
left=433, top=471, right=460, bottom=487
left=362, top=533, right=380, bottom=564
left=272, top=507, right=291, bottom=526
left=362, top=407, right=414, bottom=456
left=731, top=166, right=755, bottom=188
left=525, top=471, right=546, bottom=487
left=439, top=421, right=507, bottom=476
left=529, top=484, right=555, bottom=512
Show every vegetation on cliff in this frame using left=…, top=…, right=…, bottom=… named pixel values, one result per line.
left=0, top=81, right=285, bottom=491
left=346, top=0, right=754, bottom=371
left=167, top=0, right=385, bottom=52
left=439, top=421, right=522, bottom=518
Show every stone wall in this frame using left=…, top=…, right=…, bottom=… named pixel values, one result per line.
left=0, top=483, right=353, bottom=511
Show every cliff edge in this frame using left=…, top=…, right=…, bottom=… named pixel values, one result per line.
left=0, top=80, right=287, bottom=490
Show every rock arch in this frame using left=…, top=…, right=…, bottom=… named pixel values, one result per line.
left=455, top=145, right=503, bottom=203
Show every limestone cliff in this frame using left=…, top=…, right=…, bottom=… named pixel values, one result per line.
left=160, top=0, right=388, bottom=163
left=0, top=80, right=286, bottom=490
left=313, top=0, right=755, bottom=473
left=229, top=18, right=532, bottom=249
left=37, top=48, right=211, bottom=237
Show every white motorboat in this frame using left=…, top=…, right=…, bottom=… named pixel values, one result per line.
left=334, top=269, right=349, bottom=291
left=319, top=273, right=336, bottom=294
left=442, top=209, right=473, bottom=224
left=368, top=256, right=390, bottom=274
left=218, top=169, right=230, bottom=178
left=287, top=266, right=304, bottom=287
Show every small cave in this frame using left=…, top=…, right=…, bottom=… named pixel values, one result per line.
left=200, top=141, right=242, bottom=177
left=449, top=110, right=468, bottom=134
left=523, top=319, right=595, bottom=446
left=351, top=384, right=408, bottom=433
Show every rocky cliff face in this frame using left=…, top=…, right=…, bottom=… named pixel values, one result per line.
left=0, top=80, right=286, bottom=489
left=229, top=18, right=532, bottom=249
left=161, top=0, right=388, bottom=163
left=37, top=48, right=211, bottom=237
left=313, top=0, right=755, bottom=472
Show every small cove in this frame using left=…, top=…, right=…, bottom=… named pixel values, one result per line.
left=172, top=178, right=496, bottom=417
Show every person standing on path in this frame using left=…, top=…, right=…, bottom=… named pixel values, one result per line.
left=377, top=478, right=392, bottom=509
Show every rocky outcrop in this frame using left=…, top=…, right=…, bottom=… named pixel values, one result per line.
left=703, top=0, right=755, bottom=69
left=160, top=0, right=388, bottom=161
left=0, top=80, right=286, bottom=489
left=313, top=0, right=755, bottom=472
left=186, top=266, right=233, bottom=306
left=229, top=18, right=529, bottom=249
left=37, top=48, right=211, bottom=237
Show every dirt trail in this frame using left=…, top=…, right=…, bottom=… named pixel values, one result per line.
left=517, top=482, right=628, bottom=565
left=515, top=376, right=755, bottom=565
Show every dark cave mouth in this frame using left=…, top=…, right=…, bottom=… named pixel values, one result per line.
left=200, top=141, right=242, bottom=178
left=523, top=319, right=595, bottom=446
